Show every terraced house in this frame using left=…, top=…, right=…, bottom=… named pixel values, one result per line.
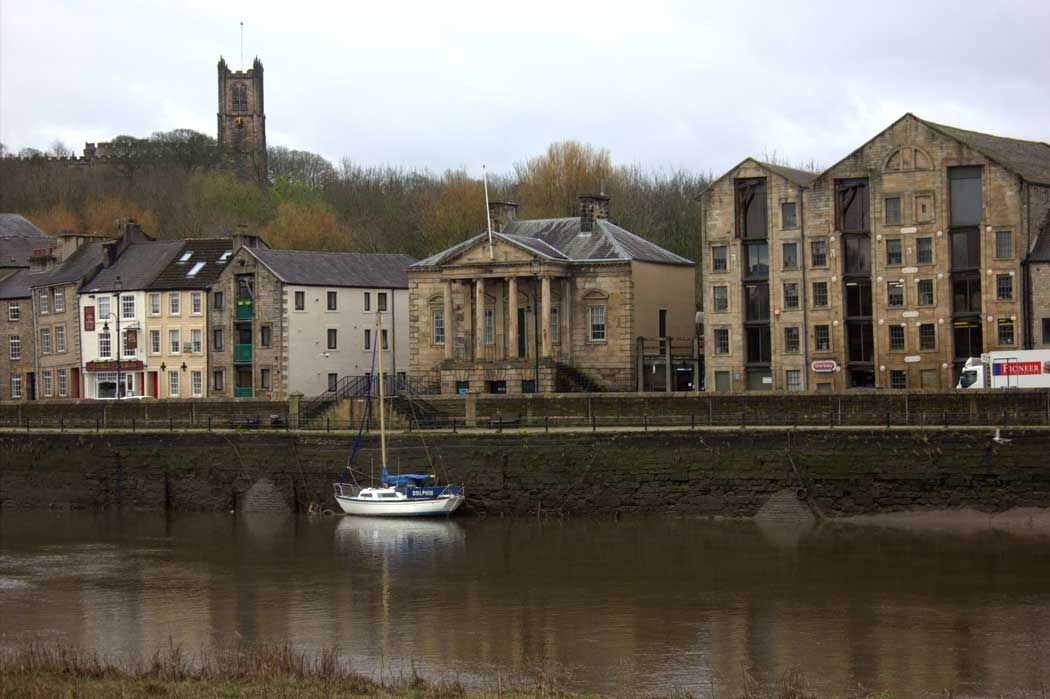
left=78, top=239, right=185, bottom=399
left=0, top=214, right=50, bottom=401
left=142, top=237, right=244, bottom=399
left=700, top=113, right=1050, bottom=392
left=30, top=234, right=109, bottom=400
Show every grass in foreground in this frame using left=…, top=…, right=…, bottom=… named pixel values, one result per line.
left=0, top=642, right=889, bottom=699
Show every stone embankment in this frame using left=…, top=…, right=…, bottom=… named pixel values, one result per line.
left=3, top=428, right=1049, bottom=519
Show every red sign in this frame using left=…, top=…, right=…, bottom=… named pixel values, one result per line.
left=85, top=360, right=144, bottom=372
left=125, top=328, right=138, bottom=351
left=811, top=360, right=838, bottom=373
left=84, top=305, right=95, bottom=331
left=993, top=361, right=1044, bottom=376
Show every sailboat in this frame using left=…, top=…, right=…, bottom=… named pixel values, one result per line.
left=332, top=312, right=465, bottom=517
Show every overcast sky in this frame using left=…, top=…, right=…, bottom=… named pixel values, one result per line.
left=2, top=0, right=1047, bottom=177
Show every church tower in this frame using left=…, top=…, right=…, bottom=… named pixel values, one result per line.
left=217, top=56, right=267, bottom=184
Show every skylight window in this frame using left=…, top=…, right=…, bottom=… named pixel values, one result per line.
left=178, top=251, right=193, bottom=263
left=218, top=250, right=232, bottom=263
left=187, top=261, right=206, bottom=277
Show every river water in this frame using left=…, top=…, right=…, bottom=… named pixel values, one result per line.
left=1, top=512, right=1049, bottom=697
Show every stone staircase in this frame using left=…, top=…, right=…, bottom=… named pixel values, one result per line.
left=555, top=362, right=605, bottom=393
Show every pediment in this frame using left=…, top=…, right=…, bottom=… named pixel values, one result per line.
left=448, top=236, right=538, bottom=266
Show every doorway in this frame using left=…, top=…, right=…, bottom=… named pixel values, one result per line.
left=658, top=308, right=667, bottom=354
left=517, top=308, right=526, bottom=358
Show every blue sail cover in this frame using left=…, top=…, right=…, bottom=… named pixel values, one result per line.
left=380, top=468, right=433, bottom=487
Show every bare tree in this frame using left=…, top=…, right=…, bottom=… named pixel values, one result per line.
left=48, top=139, right=74, bottom=158
left=268, top=146, right=337, bottom=188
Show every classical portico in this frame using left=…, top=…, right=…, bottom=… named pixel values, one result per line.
left=408, top=196, right=696, bottom=394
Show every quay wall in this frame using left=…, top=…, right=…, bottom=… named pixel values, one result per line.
left=3, top=391, right=1050, bottom=430
left=2, top=429, right=1049, bottom=516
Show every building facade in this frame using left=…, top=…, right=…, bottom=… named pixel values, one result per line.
left=78, top=240, right=184, bottom=399
left=701, top=114, right=1050, bottom=392
left=30, top=235, right=109, bottom=400
left=0, top=214, right=51, bottom=401
left=408, top=197, right=696, bottom=394
left=207, top=247, right=414, bottom=399
left=143, top=237, right=242, bottom=399
left=1, top=270, right=34, bottom=401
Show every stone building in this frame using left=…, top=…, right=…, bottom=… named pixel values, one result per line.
left=408, top=196, right=696, bottom=394
left=78, top=239, right=185, bottom=399
left=142, top=237, right=244, bottom=399
left=0, top=214, right=49, bottom=401
left=700, top=113, right=1050, bottom=392
left=217, top=56, right=267, bottom=184
left=28, top=235, right=112, bottom=401
left=1, top=270, right=35, bottom=401
left=207, top=247, right=414, bottom=399
left=1030, top=223, right=1050, bottom=349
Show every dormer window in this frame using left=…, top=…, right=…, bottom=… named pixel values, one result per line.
left=187, top=261, right=206, bottom=278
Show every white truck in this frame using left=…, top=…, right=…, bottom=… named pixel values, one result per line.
left=956, top=350, right=1050, bottom=389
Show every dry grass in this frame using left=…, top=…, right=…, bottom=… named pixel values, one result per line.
left=0, top=643, right=890, bottom=699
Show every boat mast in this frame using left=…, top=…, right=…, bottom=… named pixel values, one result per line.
left=377, top=311, right=388, bottom=470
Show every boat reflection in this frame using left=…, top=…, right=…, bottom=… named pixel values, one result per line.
left=335, top=516, right=465, bottom=560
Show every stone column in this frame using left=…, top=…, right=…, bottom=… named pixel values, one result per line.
left=541, top=276, right=552, bottom=358
left=288, top=391, right=303, bottom=429
left=475, top=278, right=485, bottom=360
left=561, top=278, right=572, bottom=361
left=507, top=277, right=518, bottom=360
left=443, top=280, right=454, bottom=360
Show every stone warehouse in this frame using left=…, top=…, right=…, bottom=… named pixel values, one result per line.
left=700, top=114, right=1050, bottom=393
left=207, top=247, right=416, bottom=399
left=408, top=196, right=696, bottom=394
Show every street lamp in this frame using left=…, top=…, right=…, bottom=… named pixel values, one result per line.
left=99, top=278, right=125, bottom=399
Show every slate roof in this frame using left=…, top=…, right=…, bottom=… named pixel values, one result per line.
left=759, top=161, right=820, bottom=188
left=412, top=217, right=693, bottom=268
left=0, top=269, right=38, bottom=299
left=148, top=238, right=238, bottom=290
left=247, top=249, right=417, bottom=288
left=0, top=214, right=51, bottom=267
left=697, top=157, right=818, bottom=199
left=31, top=241, right=107, bottom=289
left=920, top=118, right=1050, bottom=187
left=82, top=240, right=185, bottom=293
left=0, top=214, right=48, bottom=240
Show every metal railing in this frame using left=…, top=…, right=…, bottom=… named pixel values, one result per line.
left=4, top=404, right=1050, bottom=433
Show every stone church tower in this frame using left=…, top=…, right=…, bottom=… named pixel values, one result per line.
left=217, top=56, right=267, bottom=184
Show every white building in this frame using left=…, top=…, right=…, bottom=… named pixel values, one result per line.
left=78, top=241, right=184, bottom=399
left=208, top=248, right=416, bottom=398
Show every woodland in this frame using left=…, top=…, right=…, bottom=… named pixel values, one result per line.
left=0, top=133, right=708, bottom=270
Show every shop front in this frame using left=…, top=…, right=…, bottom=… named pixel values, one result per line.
left=84, top=360, right=146, bottom=399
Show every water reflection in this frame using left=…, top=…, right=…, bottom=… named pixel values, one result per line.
left=335, top=516, right=465, bottom=558
left=1, top=513, right=1049, bottom=697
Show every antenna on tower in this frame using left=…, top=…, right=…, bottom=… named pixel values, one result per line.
left=240, top=22, right=244, bottom=70
left=483, top=165, right=494, bottom=260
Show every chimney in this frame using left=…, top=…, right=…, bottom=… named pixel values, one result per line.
left=488, top=201, right=519, bottom=233
left=232, top=223, right=263, bottom=252
left=578, top=193, right=610, bottom=232
left=101, top=240, right=119, bottom=268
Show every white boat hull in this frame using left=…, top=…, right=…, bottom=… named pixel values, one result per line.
left=334, top=493, right=464, bottom=517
